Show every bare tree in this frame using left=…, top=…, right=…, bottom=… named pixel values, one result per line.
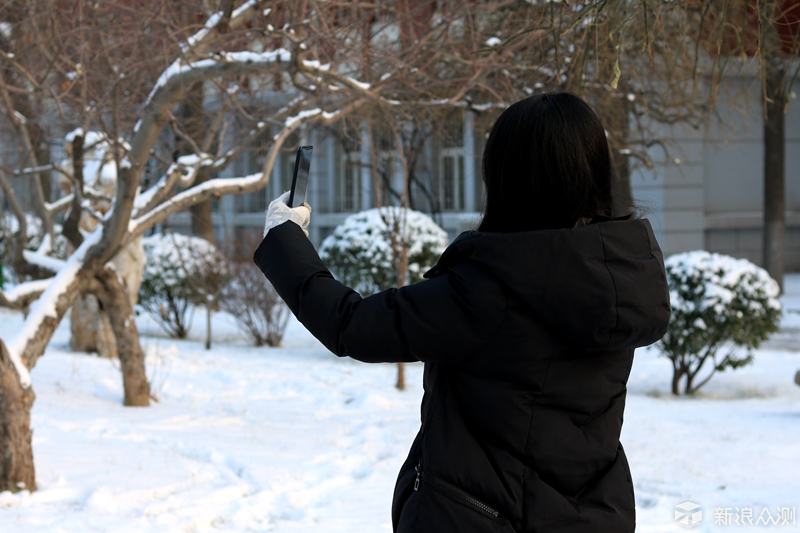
left=0, top=0, right=517, bottom=492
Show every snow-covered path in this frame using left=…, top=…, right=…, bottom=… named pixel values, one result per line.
left=0, top=275, right=798, bottom=532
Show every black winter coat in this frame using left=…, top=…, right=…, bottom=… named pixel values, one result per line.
left=254, top=217, right=671, bottom=533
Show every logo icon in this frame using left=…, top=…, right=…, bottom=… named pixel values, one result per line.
left=675, top=502, right=703, bottom=528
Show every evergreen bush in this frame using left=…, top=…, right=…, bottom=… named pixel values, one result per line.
left=319, top=207, right=449, bottom=296
left=658, top=250, right=782, bottom=395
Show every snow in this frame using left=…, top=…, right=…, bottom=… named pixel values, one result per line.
left=320, top=207, right=448, bottom=267
left=1, top=278, right=53, bottom=304
left=345, top=77, right=371, bottom=91
left=61, top=130, right=120, bottom=191
left=146, top=49, right=291, bottom=105
left=485, top=37, right=501, bottom=47
left=141, top=232, right=222, bottom=288
left=65, top=127, right=84, bottom=143
left=783, top=274, right=800, bottom=329
left=133, top=175, right=168, bottom=212
left=666, top=251, right=782, bottom=317
left=181, top=12, right=223, bottom=52
left=301, top=59, right=331, bottom=71
left=278, top=108, right=338, bottom=136
left=0, top=21, right=12, bottom=39
left=0, top=275, right=798, bottom=531
left=35, top=233, right=52, bottom=255
left=44, top=193, right=74, bottom=213
left=129, top=173, right=266, bottom=235
left=176, top=153, right=213, bottom=167
left=22, top=250, right=67, bottom=273
left=283, top=108, right=322, bottom=129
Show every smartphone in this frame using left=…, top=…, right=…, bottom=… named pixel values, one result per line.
left=288, top=146, right=313, bottom=208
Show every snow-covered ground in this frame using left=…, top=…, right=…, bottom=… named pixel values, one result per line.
left=1, top=276, right=799, bottom=532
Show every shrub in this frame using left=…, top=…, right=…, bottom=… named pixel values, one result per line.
left=319, top=207, right=449, bottom=296
left=139, top=232, right=228, bottom=339
left=219, top=262, right=290, bottom=347
left=658, top=251, right=782, bottom=395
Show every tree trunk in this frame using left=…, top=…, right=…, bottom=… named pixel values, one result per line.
left=190, top=174, right=216, bottom=243
left=610, top=147, right=633, bottom=217
left=177, top=82, right=215, bottom=244
left=206, top=302, right=212, bottom=350
left=600, top=98, right=634, bottom=217
left=70, top=238, right=144, bottom=358
left=396, top=362, right=406, bottom=390
left=0, top=263, right=88, bottom=494
left=70, top=294, right=118, bottom=358
left=762, top=59, right=785, bottom=292
left=92, top=270, right=150, bottom=406
left=671, top=366, right=682, bottom=395
left=685, top=371, right=697, bottom=395
left=395, top=237, right=409, bottom=391
left=0, top=340, right=36, bottom=493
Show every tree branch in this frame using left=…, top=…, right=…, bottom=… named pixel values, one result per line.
left=125, top=100, right=367, bottom=243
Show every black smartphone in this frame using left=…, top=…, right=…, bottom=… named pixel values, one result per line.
left=288, top=145, right=313, bottom=208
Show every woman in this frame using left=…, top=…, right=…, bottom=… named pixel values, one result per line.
left=254, top=93, right=670, bottom=532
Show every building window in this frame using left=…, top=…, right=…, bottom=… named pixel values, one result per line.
left=437, top=114, right=465, bottom=212
left=337, top=128, right=361, bottom=212
left=236, top=129, right=275, bottom=213
left=441, top=152, right=465, bottom=211
left=339, top=150, right=361, bottom=212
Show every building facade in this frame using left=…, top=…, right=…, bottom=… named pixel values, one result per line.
left=630, top=78, right=800, bottom=271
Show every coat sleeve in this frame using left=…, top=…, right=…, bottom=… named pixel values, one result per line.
left=253, top=221, right=507, bottom=364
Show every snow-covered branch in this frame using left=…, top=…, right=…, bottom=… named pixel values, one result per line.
left=126, top=102, right=361, bottom=242
left=95, top=48, right=296, bottom=265
left=180, top=0, right=259, bottom=58
left=4, top=227, right=103, bottom=387
left=21, top=250, right=66, bottom=274
left=44, top=193, right=74, bottom=214
left=0, top=278, right=52, bottom=310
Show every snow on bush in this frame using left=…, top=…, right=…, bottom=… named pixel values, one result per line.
left=658, top=250, right=782, bottom=395
left=139, top=232, right=228, bottom=339
left=319, top=207, right=449, bottom=296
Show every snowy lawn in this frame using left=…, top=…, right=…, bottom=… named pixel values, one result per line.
left=0, top=275, right=799, bottom=532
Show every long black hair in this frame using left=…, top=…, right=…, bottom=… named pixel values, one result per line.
left=478, top=92, right=614, bottom=232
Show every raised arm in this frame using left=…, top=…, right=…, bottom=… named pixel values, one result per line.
left=253, top=221, right=507, bottom=364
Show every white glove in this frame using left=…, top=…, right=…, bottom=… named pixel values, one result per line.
left=263, top=191, right=312, bottom=237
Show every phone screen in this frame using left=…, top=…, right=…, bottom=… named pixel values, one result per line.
left=288, top=146, right=313, bottom=208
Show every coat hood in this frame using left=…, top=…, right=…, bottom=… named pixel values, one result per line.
left=424, top=218, right=670, bottom=351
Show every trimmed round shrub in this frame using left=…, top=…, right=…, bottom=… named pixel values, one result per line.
left=139, top=232, right=228, bottom=338
left=658, top=250, right=782, bottom=395
left=319, top=207, right=449, bottom=296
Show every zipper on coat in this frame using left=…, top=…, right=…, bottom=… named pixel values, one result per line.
left=414, top=462, right=501, bottom=522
